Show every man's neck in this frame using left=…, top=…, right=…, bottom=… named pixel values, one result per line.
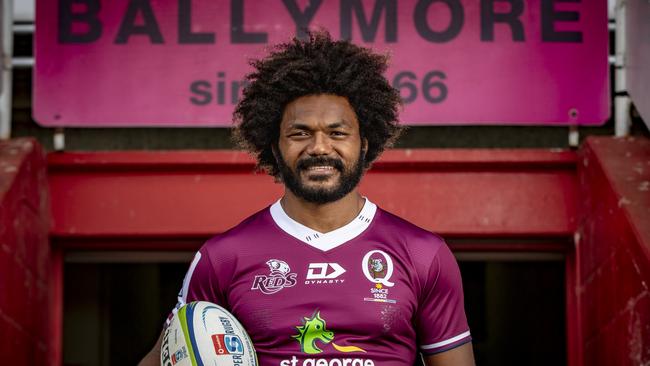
left=279, top=190, right=366, bottom=233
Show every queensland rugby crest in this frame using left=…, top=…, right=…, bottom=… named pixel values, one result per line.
left=251, top=259, right=297, bottom=295
left=362, top=250, right=397, bottom=304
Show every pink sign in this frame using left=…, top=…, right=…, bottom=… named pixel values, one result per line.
left=34, top=0, right=609, bottom=126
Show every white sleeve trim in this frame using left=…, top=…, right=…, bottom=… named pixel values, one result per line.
left=420, top=331, right=471, bottom=350
left=166, top=251, right=203, bottom=327
left=180, top=251, right=202, bottom=304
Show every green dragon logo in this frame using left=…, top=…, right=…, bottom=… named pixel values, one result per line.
left=292, top=310, right=366, bottom=354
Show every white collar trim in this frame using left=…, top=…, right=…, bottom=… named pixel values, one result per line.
left=270, top=198, right=377, bottom=251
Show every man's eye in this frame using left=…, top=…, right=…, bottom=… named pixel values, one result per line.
left=289, top=131, right=309, bottom=137
left=331, top=131, right=347, bottom=137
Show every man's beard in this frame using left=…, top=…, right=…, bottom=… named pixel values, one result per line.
left=276, top=150, right=365, bottom=204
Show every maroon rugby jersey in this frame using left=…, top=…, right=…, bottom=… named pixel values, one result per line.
left=175, top=199, right=471, bottom=366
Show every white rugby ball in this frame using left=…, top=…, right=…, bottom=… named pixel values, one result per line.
left=161, top=301, right=257, bottom=366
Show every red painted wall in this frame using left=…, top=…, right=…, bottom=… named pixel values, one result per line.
left=577, top=137, right=650, bottom=365
left=0, top=139, right=52, bottom=365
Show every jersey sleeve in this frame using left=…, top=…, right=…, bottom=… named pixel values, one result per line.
left=414, top=242, right=471, bottom=355
left=166, top=245, right=226, bottom=326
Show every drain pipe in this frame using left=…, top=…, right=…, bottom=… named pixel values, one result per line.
left=0, top=0, right=13, bottom=140
left=614, top=0, right=630, bottom=137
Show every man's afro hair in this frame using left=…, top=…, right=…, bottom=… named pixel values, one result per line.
left=233, top=31, right=403, bottom=177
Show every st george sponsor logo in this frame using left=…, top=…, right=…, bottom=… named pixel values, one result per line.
left=280, top=356, right=375, bottom=366
left=305, top=263, right=346, bottom=285
left=281, top=310, right=374, bottom=366
left=251, top=259, right=297, bottom=295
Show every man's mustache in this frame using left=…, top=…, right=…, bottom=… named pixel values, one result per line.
left=297, top=157, right=344, bottom=172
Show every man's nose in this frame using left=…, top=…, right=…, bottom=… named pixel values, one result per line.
left=306, top=132, right=332, bottom=156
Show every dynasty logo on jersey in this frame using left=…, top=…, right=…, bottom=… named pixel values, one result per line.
left=305, top=263, right=346, bottom=285
left=251, top=259, right=297, bottom=295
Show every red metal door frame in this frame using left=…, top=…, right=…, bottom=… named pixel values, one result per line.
left=47, top=148, right=580, bottom=365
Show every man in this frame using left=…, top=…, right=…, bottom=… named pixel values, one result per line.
left=140, top=31, right=474, bottom=366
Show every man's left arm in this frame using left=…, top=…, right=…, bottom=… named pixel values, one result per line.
left=413, top=239, right=475, bottom=365
left=423, top=343, right=475, bottom=366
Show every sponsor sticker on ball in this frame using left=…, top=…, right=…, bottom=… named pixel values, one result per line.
left=212, top=334, right=244, bottom=355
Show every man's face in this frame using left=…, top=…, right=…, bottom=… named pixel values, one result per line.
left=276, top=94, right=366, bottom=204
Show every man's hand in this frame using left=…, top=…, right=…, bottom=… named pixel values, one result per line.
left=423, top=342, right=475, bottom=366
left=137, top=331, right=163, bottom=366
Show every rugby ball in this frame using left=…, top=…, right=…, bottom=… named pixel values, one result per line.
left=161, top=301, right=257, bottom=366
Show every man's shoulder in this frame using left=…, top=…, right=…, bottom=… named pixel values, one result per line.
left=372, top=206, right=447, bottom=258
left=375, top=207, right=445, bottom=242
left=202, top=205, right=275, bottom=251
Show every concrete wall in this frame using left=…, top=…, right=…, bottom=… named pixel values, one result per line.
left=0, top=138, right=52, bottom=365
left=577, top=137, right=650, bottom=365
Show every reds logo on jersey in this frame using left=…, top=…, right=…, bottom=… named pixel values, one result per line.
left=251, top=259, right=298, bottom=295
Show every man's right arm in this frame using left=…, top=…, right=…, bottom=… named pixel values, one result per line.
left=139, top=249, right=221, bottom=365
left=138, top=330, right=163, bottom=366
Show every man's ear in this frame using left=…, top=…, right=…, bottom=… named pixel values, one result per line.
left=270, top=145, right=284, bottom=183
left=271, top=144, right=280, bottom=161
left=362, top=139, right=369, bottom=157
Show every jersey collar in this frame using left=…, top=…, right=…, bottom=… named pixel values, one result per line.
left=269, top=198, right=377, bottom=251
